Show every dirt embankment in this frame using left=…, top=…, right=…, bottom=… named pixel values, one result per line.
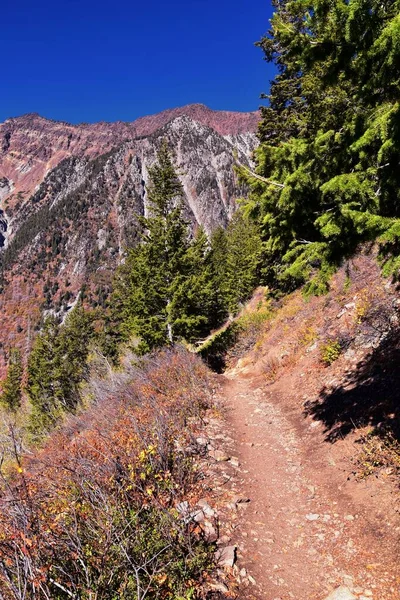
left=208, top=251, right=400, bottom=599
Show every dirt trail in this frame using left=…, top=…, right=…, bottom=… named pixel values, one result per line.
left=220, top=373, right=400, bottom=600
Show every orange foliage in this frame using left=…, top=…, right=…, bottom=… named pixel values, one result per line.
left=0, top=349, right=215, bottom=599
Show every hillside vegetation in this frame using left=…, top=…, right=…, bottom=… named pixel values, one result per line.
left=0, top=350, right=217, bottom=599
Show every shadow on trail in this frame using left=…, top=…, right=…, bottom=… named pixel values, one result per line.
left=305, top=329, right=400, bottom=443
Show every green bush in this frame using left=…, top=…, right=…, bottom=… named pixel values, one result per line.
left=320, top=339, right=342, bottom=366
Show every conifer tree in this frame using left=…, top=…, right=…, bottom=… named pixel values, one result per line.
left=26, top=304, right=93, bottom=435
left=169, top=227, right=228, bottom=342
left=112, top=141, right=201, bottom=353
left=58, top=301, right=94, bottom=408
left=223, top=210, right=263, bottom=312
left=243, top=0, right=400, bottom=293
left=110, top=144, right=265, bottom=357
left=210, top=226, right=228, bottom=287
left=0, top=349, right=23, bottom=413
left=26, top=317, right=63, bottom=433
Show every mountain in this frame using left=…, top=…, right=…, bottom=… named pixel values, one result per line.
left=0, top=104, right=258, bottom=211
left=0, top=104, right=259, bottom=373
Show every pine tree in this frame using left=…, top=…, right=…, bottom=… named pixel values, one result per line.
left=210, top=226, right=228, bottom=287
left=109, top=143, right=266, bottom=357
left=242, top=0, right=400, bottom=293
left=26, top=305, right=94, bottom=435
left=26, top=317, right=63, bottom=433
left=223, top=210, right=263, bottom=312
left=58, top=302, right=94, bottom=408
left=111, top=141, right=193, bottom=354
left=0, top=349, right=23, bottom=413
left=169, top=227, right=228, bottom=342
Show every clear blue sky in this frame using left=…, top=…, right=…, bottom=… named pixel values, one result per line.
left=1, top=0, right=275, bottom=123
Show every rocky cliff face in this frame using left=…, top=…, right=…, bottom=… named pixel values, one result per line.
left=0, top=104, right=259, bottom=372
left=0, top=104, right=258, bottom=214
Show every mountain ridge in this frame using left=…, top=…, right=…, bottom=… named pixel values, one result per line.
left=0, top=103, right=259, bottom=213
left=0, top=106, right=259, bottom=374
left=3, top=103, right=259, bottom=133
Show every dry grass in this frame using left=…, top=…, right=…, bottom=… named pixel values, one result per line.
left=356, top=430, right=400, bottom=481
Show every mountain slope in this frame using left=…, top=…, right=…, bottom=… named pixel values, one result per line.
left=0, top=104, right=258, bottom=213
left=0, top=106, right=259, bottom=373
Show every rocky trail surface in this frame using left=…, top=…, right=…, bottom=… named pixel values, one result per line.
left=211, top=372, right=400, bottom=600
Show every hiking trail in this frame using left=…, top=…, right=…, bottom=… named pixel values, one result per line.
left=216, top=370, right=399, bottom=600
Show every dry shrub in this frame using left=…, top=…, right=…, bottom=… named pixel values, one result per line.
left=356, top=292, right=400, bottom=341
left=296, top=320, right=317, bottom=348
left=261, top=355, right=281, bottom=382
left=0, top=348, right=216, bottom=600
left=320, top=339, right=342, bottom=366
left=356, top=430, right=400, bottom=481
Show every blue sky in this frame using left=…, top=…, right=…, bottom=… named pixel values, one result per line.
left=1, top=0, right=275, bottom=123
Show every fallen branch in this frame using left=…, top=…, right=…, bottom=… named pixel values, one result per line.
left=238, top=164, right=285, bottom=188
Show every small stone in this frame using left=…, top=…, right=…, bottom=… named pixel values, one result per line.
left=192, top=509, right=205, bottom=523
left=210, top=449, right=230, bottom=462
left=208, top=582, right=229, bottom=593
left=196, top=499, right=215, bottom=518
left=240, top=568, right=247, bottom=577
left=217, top=535, right=231, bottom=545
left=363, top=592, right=373, bottom=598
left=345, top=302, right=356, bottom=310
left=230, top=457, right=240, bottom=467
left=322, top=514, right=331, bottom=522
left=248, top=575, right=256, bottom=585
left=342, top=575, right=353, bottom=588
left=323, top=587, right=357, bottom=600
left=202, top=520, right=218, bottom=543
left=344, top=515, right=355, bottom=521
left=196, top=436, right=208, bottom=446
left=306, top=513, right=320, bottom=521
left=307, top=485, right=316, bottom=498
left=215, top=545, right=236, bottom=568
